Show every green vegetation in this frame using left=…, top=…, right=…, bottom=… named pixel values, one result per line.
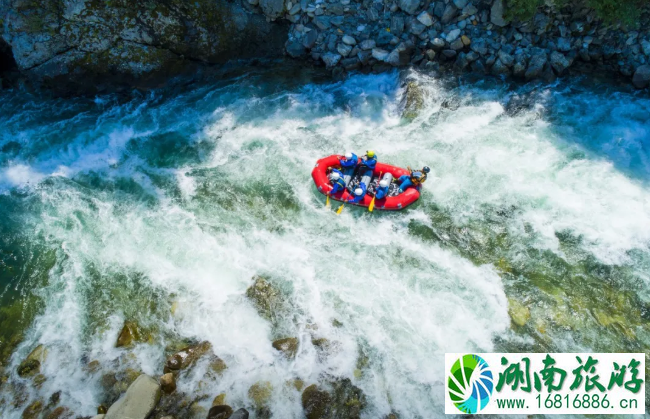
left=504, top=0, right=645, bottom=25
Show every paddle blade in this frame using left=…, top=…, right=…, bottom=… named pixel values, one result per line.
left=368, top=197, right=376, bottom=212
left=326, top=194, right=330, bottom=207
left=336, top=204, right=344, bottom=214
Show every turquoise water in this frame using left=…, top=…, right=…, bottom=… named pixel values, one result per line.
left=0, top=63, right=649, bottom=417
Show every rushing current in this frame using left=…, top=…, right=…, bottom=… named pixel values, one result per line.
left=0, top=63, right=649, bottom=418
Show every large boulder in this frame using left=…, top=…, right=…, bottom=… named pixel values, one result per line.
left=402, top=81, right=425, bottom=119
left=115, top=321, right=142, bottom=348
left=525, top=54, right=547, bottom=80
left=272, top=337, right=299, bottom=359
left=245, top=276, right=287, bottom=323
left=105, top=375, right=161, bottom=419
left=17, top=344, right=47, bottom=377
left=302, top=385, right=331, bottom=419
left=632, top=65, right=650, bottom=89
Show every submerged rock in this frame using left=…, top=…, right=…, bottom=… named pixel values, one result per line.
left=302, top=385, right=331, bottom=419
left=248, top=381, right=273, bottom=408
left=632, top=65, right=650, bottom=89
left=212, top=393, right=226, bottom=407
left=330, top=378, right=367, bottom=419
left=245, top=276, right=287, bottom=323
left=105, top=375, right=161, bottom=419
left=17, top=345, right=47, bottom=378
left=22, top=400, right=43, bottom=419
left=401, top=81, right=425, bottom=119
left=508, top=298, right=531, bottom=326
left=116, top=321, right=142, bottom=348
left=164, top=341, right=212, bottom=374
left=231, top=408, right=250, bottom=419
left=272, top=337, right=299, bottom=359
left=207, top=404, right=233, bottom=419
left=160, top=373, right=176, bottom=394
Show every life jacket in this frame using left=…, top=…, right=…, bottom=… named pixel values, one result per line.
left=375, top=185, right=389, bottom=199
left=332, top=176, right=346, bottom=189
left=362, top=156, right=377, bottom=170
left=410, top=171, right=427, bottom=185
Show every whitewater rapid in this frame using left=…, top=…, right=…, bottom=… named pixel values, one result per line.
left=0, top=66, right=649, bottom=418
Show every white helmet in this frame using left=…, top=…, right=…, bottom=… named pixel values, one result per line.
left=345, top=152, right=353, bottom=159
left=379, top=179, right=388, bottom=188
left=354, top=188, right=363, bottom=196
left=330, top=172, right=340, bottom=181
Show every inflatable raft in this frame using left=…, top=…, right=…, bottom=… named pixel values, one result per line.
left=311, top=154, right=420, bottom=211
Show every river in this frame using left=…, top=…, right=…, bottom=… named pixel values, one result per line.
left=0, top=63, right=649, bottom=418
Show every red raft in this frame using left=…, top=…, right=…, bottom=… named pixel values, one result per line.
left=311, top=154, right=420, bottom=211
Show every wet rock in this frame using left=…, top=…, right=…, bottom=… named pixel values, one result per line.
left=22, top=400, right=43, bottom=419
left=329, top=378, right=367, bottom=419
left=497, top=50, right=514, bottom=67
left=372, top=48, right=390, bottom=62
left=490, top=0, right=507, bottom=27
left=508, top=298, right=531, bottom=326
left=491, top=59, right=511, bottom=75
left=17, top=345, right=47, bottom=377
left=442, top=49, right=457, bottom=59
left=359, top=40, right=376, bottom=51
left=431, top=38, right=446, bottom=50
left=212, top=393, right=226, bottom=407
left=97, top=405, right=108, bottom=414
left=446, top=29, right=461, bottom=43
left=337, top=43, right=353, bottom=58
left=450, top=39, right=465, bottom=51
left=302, top=385, right=331, bottom=419
left=45, top=406, right=71, bottom=419
left=461, top=36, right=471, bottom=47
left=245, top=276, right=289, bottom=323
left=513, top=61, right=527, bottom=78
left=323, top=52, right=342, bottom=67
left=342, top=36, right=356, bottom=46
left=231, top=408, right=250, bottom=419
left=207, top=405, right=233, bottom=419
left=550, top=51, right=570, bottom=75
left=632, top=65, right=650, bottom=89
left=116, top=321, right=141, bottom=347
left=164, top=341, right=213, bottom=374
left=303, top=30, right=319, bottom=49
left=249, top=381, right=273, bottom=410
left=91, top=416, right=105, bottom=419
left=105, top=375, right=161, bottom=419
left=209, top=355, right=227, bottom=374
left=160, top=373, right=176, bottom=394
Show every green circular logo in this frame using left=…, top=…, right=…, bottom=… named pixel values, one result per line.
left=448, top=354, right=494, bottom=413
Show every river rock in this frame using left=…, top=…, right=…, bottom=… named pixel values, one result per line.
left=272, top=337, right=299, bottom=358
left=497, top=50, right=514, bottom=67
left=160, top=373, right=176, bottom=394
left=399, top=0, right=420, bottom=15
left=342, top=36, right=356, bottom=46
left=286, top=39, right=307, bottom=58
left=17, top=345, right=47, bottom=377
left=372, top=48, right=390, bottom=61
left=249, top=381, right=273, bottom=408
left=330, top=378, right=367, bottom=419
left=105, top=375, right=161, bottom=419
left=207, top=405, right=233, bottom=419
left=508, top=298, right=531, bottom=326
left=550, top=51, right=570, bottom=74
left=446, top=29, right=461, bottom=43
left=260, top=0, right=285, bottom=19
left=490, top=0, right=507, bottom=27
left=231, top=409, right=250, bottom=419
left=44, top=406, right=70, bottom=419
left=163, top=341, right=212, bottom=374
left=302, top=385, right=331, bottom=419
left=303, top=30, right=319, bottom=49
left=337, top=43, right=353, bottom=57
left=359, top=40, right=376, bottom=51
left=491, top=58, right=511, bottom=75
left=417, top=11, right=434, bottom=27
left=632, top=65, right=650, bottom=88
left=525, top=54, right=547, bottom=80
left=245, top=276, right=287, bottom=322
left=116, top=321, right=142, bottom=348
left=441, top=4, right=458, bottom=23
left=450, top=39, right=465, bottom=51
left=322, top=52, right=342, bottom=68
left=22, top=400, right=43, bottom=419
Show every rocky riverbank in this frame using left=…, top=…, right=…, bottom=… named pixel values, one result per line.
left=1, top=0, right=650, bottom=93
left=2, top=276, right=380, bottom=419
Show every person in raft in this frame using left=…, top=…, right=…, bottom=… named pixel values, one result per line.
left=326, top=167, right=346, bottom=195
left=398, top=166, right=430, bottom=192
left=359, top=150, right=378, bottom=175
left=339, top=151, right=358, bottom=169
left=375, top=178, right=390, bottom=199
left=348, top=185, right=367, bottom=204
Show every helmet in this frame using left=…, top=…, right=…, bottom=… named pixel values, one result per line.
left=379, top=179, right=389, bottom=188
left=327, top=166, right=333, bottom=172
left=330, top=172, right=340, bottom=181
left=354, top=188, right=363, bottom=196
left=423, top=166, right=430, bottom=173
left=366, top=150, right=375, bottom=158
left=345, top=152, right=353, bottom=159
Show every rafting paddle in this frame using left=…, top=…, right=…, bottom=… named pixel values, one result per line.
left=326, top=192, right=330, bottom=207
left=336, top=202, right=344, bottom=214
left=368, top=172, right=383, bottom=213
